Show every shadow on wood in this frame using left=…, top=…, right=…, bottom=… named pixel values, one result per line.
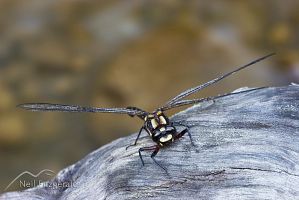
left=1, top=85, right=299, bottom=200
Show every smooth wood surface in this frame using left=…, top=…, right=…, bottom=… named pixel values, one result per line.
left=1, top=85, right=299, bottom=200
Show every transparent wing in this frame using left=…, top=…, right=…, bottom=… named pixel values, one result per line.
left=164, top=53, right=275, bottom=108
left=17, top=103, right=144, bottom=116
left=161, top=87, right=268, bottom=111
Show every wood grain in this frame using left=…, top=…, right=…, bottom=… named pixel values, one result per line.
left=1, top=85, right=299, bottom=200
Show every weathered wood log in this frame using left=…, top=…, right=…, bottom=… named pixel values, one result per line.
left=1, top=85, right=299, bottom=200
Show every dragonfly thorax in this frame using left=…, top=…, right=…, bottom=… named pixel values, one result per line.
left=144, top=111, right=176, bottom=146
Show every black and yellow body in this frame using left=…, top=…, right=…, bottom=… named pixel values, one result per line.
left=144, top=110, right=176, bottom=146
left=126, top=108, right=193, bottom=172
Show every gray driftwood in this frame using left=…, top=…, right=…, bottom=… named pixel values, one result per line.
left=1, top=85, right=299, bottom=200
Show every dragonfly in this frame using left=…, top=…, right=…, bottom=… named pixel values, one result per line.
left=18, top=53, right=275, bottom=173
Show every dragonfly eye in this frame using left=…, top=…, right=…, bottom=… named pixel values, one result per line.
left=159, top=134, right=173, bottom=143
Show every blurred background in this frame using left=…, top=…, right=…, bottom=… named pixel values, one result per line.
left=1, top=0, right=299, bottom=192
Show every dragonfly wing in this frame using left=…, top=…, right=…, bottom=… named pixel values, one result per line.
left=163, top=53, right=275, bottom=108
left=162, top=87, right=268, bottom=111
left=17, top=103, right=143, bottom=116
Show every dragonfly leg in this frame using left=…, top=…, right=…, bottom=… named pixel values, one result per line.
left=138, top=145, right=167, bottom=173
left=173, top=122, right=195, bottom=146
left=126, top=126, right=145, bottom=150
